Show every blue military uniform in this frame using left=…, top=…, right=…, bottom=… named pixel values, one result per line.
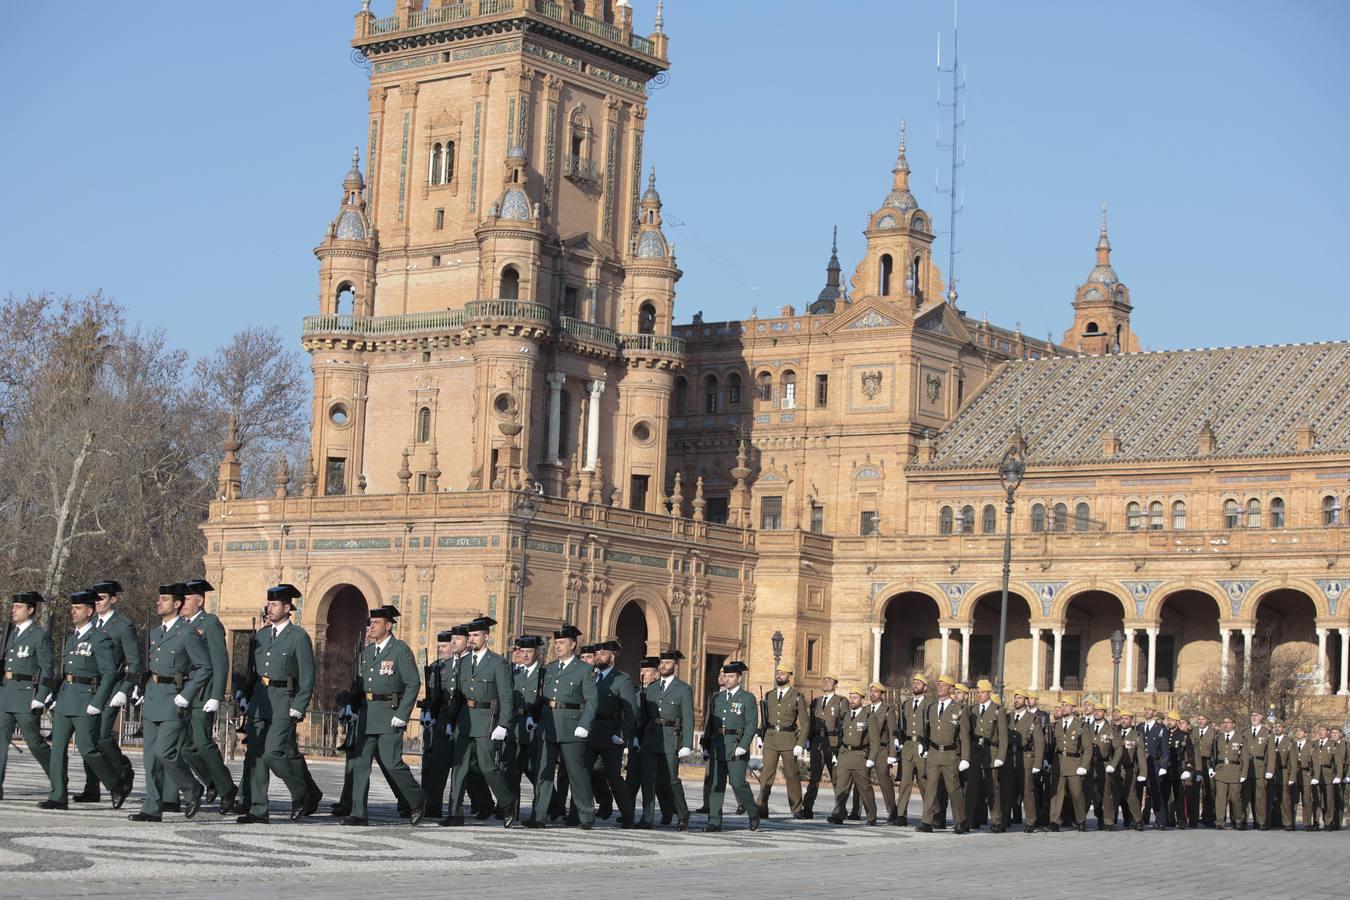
left=1, top=593, right=54, bottom=795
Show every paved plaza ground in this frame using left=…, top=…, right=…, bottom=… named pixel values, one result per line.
left=1, top=753, right=1347, bottom=899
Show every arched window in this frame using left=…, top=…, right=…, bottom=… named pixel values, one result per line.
left=1172, top=500, right=1187, bottom=531
left=499, top=265, right=520, bottom=300
left=1126, top=501, right=1142, bottom=530
left=1223, top=498, right=1240, bottom=529
left=1074, top=502, right=1090, bottom=532
left=638, top=302, right=656, bottom=334
left=1246, top=498, right=1262, bottom=528
left=939, top=506, right=954, bottom=535
left=911, top=254, right=923, bottom=300
left=672, top=377, right=688, bottom=417
left=430, top=142, right=444, bottom=185
left=1030, top=503, right=1046, bottom=533
left=879, top=254, right=893, bottom=296
left=981, top=504, right=997, bottom=534
left=1052, top=502, right=1068, bottom=532
left=1085, top=321, right=1100, bottom=334
left=416, top=406, right=431, bottom=443
left=1324, top=495, right=1341, bottom=526
left=1149, top=500, right=1164, bottom=530
left=335, top=283, right=355, bottom=315
left=1270, top=497, right=1285, bottom=528
left=757, top=371, right=773, bottom=402
left=704, top=374, right=720, bottom=414
left=727, top=372, right=742, bottom=408
left=443, top=140, right=455, bottom=181
left=959, top=505, right=975, bottom=534
left=780, top=370, right=797, bottom=409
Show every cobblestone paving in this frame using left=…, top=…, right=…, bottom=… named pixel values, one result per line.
left=1, top=754, right=1347, bottom=899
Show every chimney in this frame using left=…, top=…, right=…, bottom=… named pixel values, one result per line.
left=1296, top=420, right=1316, bottom=452
left=1103, top=430, right=1121, bottom=458
left=1198, top=420, right=1217, bottom=455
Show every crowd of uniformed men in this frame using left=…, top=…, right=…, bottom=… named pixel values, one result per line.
left=4, top=582, right=1350, bottom=832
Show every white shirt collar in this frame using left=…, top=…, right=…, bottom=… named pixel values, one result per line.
left=524, top=661, right=538, bottom=677
left=661, top=675, right=673, bottom=688
left=596, top=665, right=613, bottom=678
left=272, top=619, right=290, bottom=635
left=14, top=620, right=31, bottom=635
left=161, top=616, right=180, bottom=631
left=559, top=655, right=574, bottom=668
left=376, top=636, right=392, bottom=653
left=76, top=622, right=94, bottom=638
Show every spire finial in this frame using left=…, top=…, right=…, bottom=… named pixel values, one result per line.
left=351, top=146, right=360, bottom=171
left=899, top=118, right=907, bottom=154
left=654, top=0, right=664, bottom=32
left=831, top=224, right=838, bottom=254
left=1100, top=201, right=1108, bottom=236
left=648, top=165, right=656, bottom=190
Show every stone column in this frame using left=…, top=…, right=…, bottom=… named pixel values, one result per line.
left=1241, top=628, right=1255, bottom=691
left=584, top=380, right=605, bottom=471
left=1339, top=629, right=1350, bottom=696
left=960, top=627, right=972, bottom=682
left=1050, top=629, right=1064, bottom=692
left=871, top=627, right=883, bottom=683
left=1218, top=628, right=1230, bottom=691
left=1316, top=627, right=1329, bottom=696
left=1029, top=628, right=1041, bottom=691
left=1145, top=628, right=1159, bottom=695
left=545, top=372, right=566, bottom=464
left=939, top=627, right=951, bottom=677
left=1122, top=627, right=1136, bottom=693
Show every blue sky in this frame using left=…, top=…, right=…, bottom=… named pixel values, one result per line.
left=3, top=1, right=1347, bottom=357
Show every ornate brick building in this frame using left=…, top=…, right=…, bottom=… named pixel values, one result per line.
left=202, top=0, right=1350, bottom=714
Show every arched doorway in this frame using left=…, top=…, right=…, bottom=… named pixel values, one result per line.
left=969, top=591, right=1031, bottom=687
left=1157, top=590, right=1221, bottom=692
left=880, top=592, right=941, bottom=691
left=317, top=584, right=369, bottom=707
left=1060, top=591, right=1125, bottom=693
left=615, top=600, right=648, bottom=679
left=1252, top=589, right=1320, bottom=693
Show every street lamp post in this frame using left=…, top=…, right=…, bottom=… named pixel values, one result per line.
left=513, top=483, right=543, bottom=636
left=771, top=630, right=784, bottom=699
left=994, top=445, right=1026, bottom=699
left=1110, top=629, right=1125, bottom=714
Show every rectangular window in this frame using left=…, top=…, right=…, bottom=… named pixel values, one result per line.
left=760, top=496, right=783, bottom=530
left=781, top=381, right=796, bottom=409
left=728, top=382, right=741, bottom=406
left=434, top=208, right=445, bottom=230
left=705, top=389, right=721, bottom=414
left=859, top=511, right=879, bottom=535
left=806, top=638, right=818, bottom=673
left=324, top=457, right=346, bottom=496
left=810, top=504, right=825, bottom=534
left=970, top=635, right=994, bottom=682
left=431, top=255, right=442, bottom=267
left=1060, top=635, right=1083, bottom=691
left=562, top=286, right=579, bottom=318
left=629, top=474, right=649, bottom=511
left=816, top=373, right=829, bottom=407
left=416, top=473, right=428, bottom=493
left=758, top=378, right=773, bottom=402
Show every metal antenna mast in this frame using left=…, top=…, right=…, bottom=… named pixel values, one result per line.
left=936, top=0, right=965, bottom=307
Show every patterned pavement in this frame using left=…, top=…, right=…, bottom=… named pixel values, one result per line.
left=1, top=752, right=1348, bottom=898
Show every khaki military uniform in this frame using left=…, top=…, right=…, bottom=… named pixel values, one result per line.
left=895, top=694, right=931, bottom=823
left=1241, top=724, right=1273, bottom=827
left=859, top=700, right=897, bottom=819
left=921, top=696, right=968, bottom=828
left=831, top=706, right=880, bottom=823
left=756, top=685, right=808, bottom=815
left=1049, top=715, right=1088, bottom=827
left=1310, top=738, right=1340, bottom=828
left=1192, top=725, right=1218, bottom=826
left=968, top=700, right=1008, bottom=828
left=1213, top=732, right=1250, bottom=828
left=803, top=693, right=848, bottom=815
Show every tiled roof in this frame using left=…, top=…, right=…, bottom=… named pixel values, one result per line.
left=915, top=342, right=1350, bottom=469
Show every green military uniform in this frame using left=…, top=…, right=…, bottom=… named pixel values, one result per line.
left=1008, top=704, right=1046, bottom=829
left=80, top=589, right=141, bottom=801
left=346, top=619, right=425, bottom=822
left=638, top=655, right=694, bottom=829
left=968, top=694, right=1009, bottom=830
left=896, top=689, right=933, bottom=825
left=504, top=642, right=544, bottom=819
left=627, top=658, right=675, bottom=824
left=703, top=666, right=758, bottom=830
left=920, top=690, right=969, bottom=830
left=138, top=612, right=211, bottom=816
left=1242, top=721, right=1273, bottom=828
left=1213, top=729, right=1250, bottom=828
left=182, top=601, right=236, bottom=804
left=1, top=595, right=54, bottom=793
left=420, top=634, right=461, bottom=818
left=756, top=679, right=809, bottom=816
left=1048, top=714, right=1089, bottom=829
left=1192, top=722, right=1218, bottom=826
left=444, top=626, right=515, bottom=824
left=531, top=649, right=598, bottom=826
left=830, top=698, right=880, bottom=824
left=241, top=595, right=316, bottom=821
left=47, top=597, right=124, bottom=806
left=585, top=650, right=637, bottom=826
left=802, top=688, right=848, bottom=816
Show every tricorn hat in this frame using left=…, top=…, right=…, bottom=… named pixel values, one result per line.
left=368, top=605, right=400, bottom=622
left=659, top=649, right=685, bottom=661
left=183, top=579, right=214, bottom=596
left=514, top=635, right=545, bottom=649
left=159, top=583, right=188, bottom=598
left=640, top=656, right=661, bottom=668
left=69, top=590, right=98, bottom=608
left=10, top=591, right=44, bottom=607
left=721, top=661, right=748, bottom=674
left=554, top=624, right=583, bottom=640
left=91, top=580, right=123, bottom=595
left=266, top=584, right=301, bottom=602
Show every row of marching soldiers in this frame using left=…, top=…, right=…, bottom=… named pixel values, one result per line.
left=751, top=667, right=1350, bottom=833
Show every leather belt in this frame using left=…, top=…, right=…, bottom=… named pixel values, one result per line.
left=150, top=674, right=181, bottom=684
left=718, top=728, right=742, bottom=736
left=4, top=671, right=34, bottom=682
left=976, top=737, right=990, bottom=746
left=930, top=742, right=957, bottom=752
left=766, top=725, right=794, bottom=733
left=65, top=674, right=99, bottom=686
left=465, top=699, right=489, bottom=709
left=549, top=700, right=582, bottom=710
left=653, top=718, right=680, bottom=726
left=843, top=743, right=867, bottom=751
left=260, top=676, right=291, bottom=688
left=365, top=692, right=395, bottom=701
left=1060, top=752, right=1082, bottom=758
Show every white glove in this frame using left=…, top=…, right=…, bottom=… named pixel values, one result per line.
left=1181, top=771, right=1192, bottom=781
left=1312, top=778, right=1320, bottom=785
left=993, top=758, right=1004, bottom=768
left=734, top=747, right=746, bottom=758
left=1335, top=777, right=1343, bottom=785
left=1158, top=768, right=1167, bottom=776
left=919, top=747, right=928, bottom=758
left=1265, top=772, right=1273, bottom=780
left=677, top=747, right=692, bottom=759
left=172, top=694, right=189, bottom=709
left=445, top=724, right=454, bottom=737
left=1239, top=776, right=1246, bottom=783
left=490, top=725, right=508, bottom=741
left=1289, top=780, right=1295, bottom=786
left=865, top=759, right=875, bottom=769
left=1105, top=765, right=1116, bottom=774
left=893, top=738, right=902, bottom=751
left=525, top=716, right=536, bottom=731
left=611, top=735, right=624, bottom=746
left=203, top=699, right=220, bottom=713
left=574, top=726, right=589, bottom=739
left=757, top=736, right=764, bottom=749
left=289, top=708, right=303, bottom=719
left=30, top=700, right=44, bottom=711
left=887, top=757, right=897, bottom=766
left=631, top=738, right=641, bottom=749
left=1208, top=768, right=1216, bottom=778
left=341, top=704, right=353, bottom=719
left=1136, top=775, right=1147, bottom=782
left=793, top=745, right=803, bottom=758
left=831, top=755, right=838, bottom=765
left=391, top=716, right=407, bottom=728
left=1075, top=766, right=1087, bottom=776
left=109, top=691, right=127, bottom=709
left=86, top=704, right=101, bottom=715
left=958, top=760, right=970, bottom=773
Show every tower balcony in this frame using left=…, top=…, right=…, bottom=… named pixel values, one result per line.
left=619, top=332, right=685, bottom=369
left=462, top=298, right=554, bottom=340
left=558, top=315, right=619, bottom=360
left=301, top=310, right=466, bottom=350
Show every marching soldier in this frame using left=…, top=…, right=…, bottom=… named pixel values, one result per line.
left=755, top=661, right=808, bottom=819
left=1139, top=706, right=1168, bottom=827
left=442, top=616, right=515, bottom=827
left=128, top=583, right=210, bottom=821
left=702, top=660, right=758, bottom=831
left=802, top=673, right=847, bottom=818
left=1, top=592, right=54, bottom=799
left=525, top=625, right=597, bottom=829
left=1048, top=698, right=1088, bottom=831
left=1328, top=726, right=1346, bottom=829
left=628, top=655, right=675, bottom=825
left=75, top=581, right=140, bottom=806
left=178, top=579, right=238, bottom=814
left=1111, top=710, right=1147, bottom=830
left=42, top=591, right=131, bottom=811
left=1026, top=690, right=1052, bottom=826
left=828, top=685, right=879, bottom=825
left=1269, top=720, right=1293, bottom=829
left=1085, top=704, right=1115, bottom=829
left=637, top=649, right=694, bottom=830
left=1006, top=688, right=1044, bottom=832
left=1242, top=711, right=1274, bottom=829
left=855, top=681, right=897, bottom=823
left=917, top=674, right=969, bottom=833
left=586, top=639, right=637, bottom=827
left=236, top=584, right=319, bottom=824
left=1192, top=713, right=1217, bottom=827
left=1288, top=726, right=1315, bottom=830
left=1162, top=710, right=1194, bottom=828
left=420, top=629, right=456, bottom=818
left=895, top=672, right=932, bottom=827
left=1212, top=716, right=1250, bottom=829
left=1310, top=725, right=1338, bottom=829
left=504, top=634, right=544, bottom=821
left=967, top=678, right=1007, bottom=832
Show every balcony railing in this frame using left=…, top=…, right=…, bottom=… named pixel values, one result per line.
left=302, top=310, right=465, bottom=337
left=562, top=155, right=599, bottom=183
left=559, top=316, right=618, bottom=348
left=464, top=299, right=554, bottom=325
left=620, top=332, right=686, bottom=356
left=408, top=3, right=477, bottom=28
